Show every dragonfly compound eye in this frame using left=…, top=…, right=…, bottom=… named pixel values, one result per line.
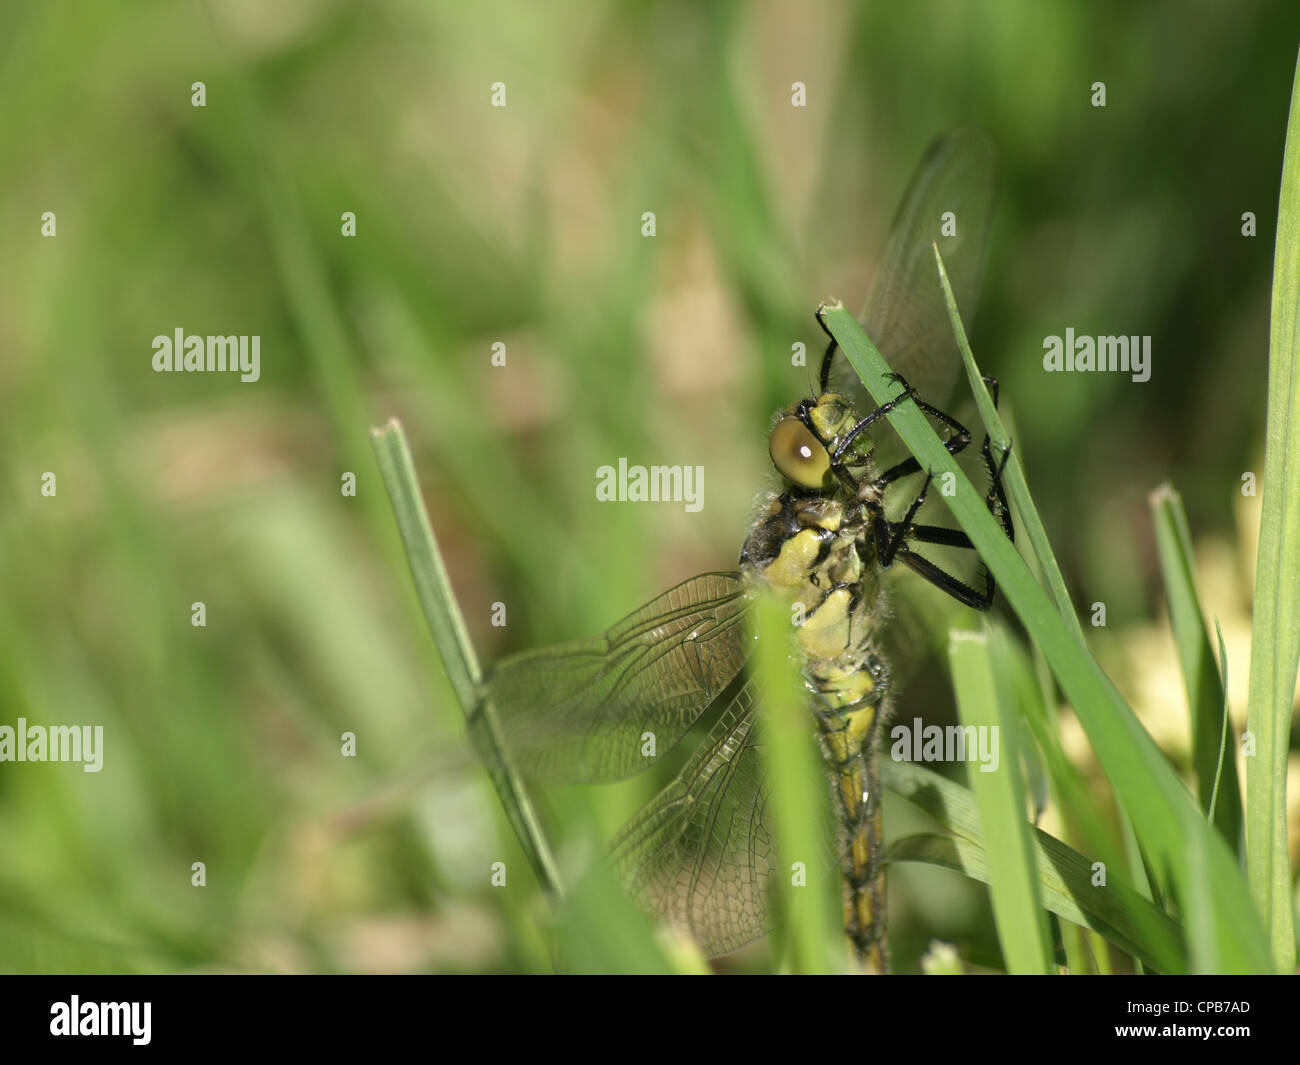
left=770, top=416, right=832, bottom=490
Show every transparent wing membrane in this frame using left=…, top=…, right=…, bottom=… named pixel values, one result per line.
left=831, top=128, right=995, bottom=416
left=610, top=675, right=773, bottom=957
left=829, top=129, right=999, bottom=586
left=483, top=573, right=751, bottom=783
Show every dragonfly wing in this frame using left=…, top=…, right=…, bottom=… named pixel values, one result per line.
left=831, top=128, right=996, bottom=416
left=483, top=572, right=751, bottom=783
left=611, top=674, right=773, bottom=958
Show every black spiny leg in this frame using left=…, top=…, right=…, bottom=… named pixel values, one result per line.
left=872, top=376, right=1016, bottom=611
left=981, top=431, right=1015, bottom=544
left=819, top=336, right=838, bottom=393
left=832, top=385, right=928, bottom=466
left=895, top=545, right=997, bottom=609
left=878, top=439, right=1015, bottom=610
left=870, top=373, right=974, bottom=488
left=874, top=470, right=933, bottom=567
left=816, top=310, right=845, bottom=393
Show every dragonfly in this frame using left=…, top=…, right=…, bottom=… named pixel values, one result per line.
left=481, top=129, right=1013, bottom=971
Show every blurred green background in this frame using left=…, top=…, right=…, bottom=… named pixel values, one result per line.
left=1, top=0, right=1297, bottom=973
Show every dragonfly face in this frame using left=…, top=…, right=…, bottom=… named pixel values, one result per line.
left=481, top=129, right=1011, bottom=970
left=768, top=392, right=867, bottom=493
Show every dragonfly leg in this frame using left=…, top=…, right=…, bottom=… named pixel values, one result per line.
left=872, top=427, right=1015, bottom=610
left=871, top=373, right=1003, bottom=489
left=873, top=472, right=933, bottom=567
left=878, top=522, right=995, bottom=609
left=982, top=432, right=1015, bottom=542
left=901, top=437, right=1013, bottom=551
left=869, top=376, right=973, bottom=489
left=896, top=541, right=997, bottom=609
left=815, top=311, right=840, bottom=392
left=819, top=336, right=838, bottom=393
left=981, top=373, right=1000, bottom=406
left=831, top=390, right=922, bottom=466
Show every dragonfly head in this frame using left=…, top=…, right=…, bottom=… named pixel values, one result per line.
left=769, top=392, right=864, bottom=491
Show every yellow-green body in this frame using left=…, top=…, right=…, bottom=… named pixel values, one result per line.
left=740, top=393, right=892, bottom=970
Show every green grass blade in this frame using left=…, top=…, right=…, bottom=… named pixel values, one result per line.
left=889, top=833, right=1182, bottom=974
left=884, top=760, right=1187, bottom=973
left=998, top=627, right=1098, bottom=973
left=1245, top=44, right=1300, bottom=974
left=1209, top=620, right=1232, bottom=826
left=1149, top=484, right=1243, bottom=851
left=753, top=592, right=847, bottom=973
left=997, top=621, right=1126, bottom=873
left=370, top=418, right=563, bottom=898
left=933, top=246, right=1083, bottom=642
left=948, top=628, right=1054, bottom=973
left=821, top=301, right=1271, bottom=971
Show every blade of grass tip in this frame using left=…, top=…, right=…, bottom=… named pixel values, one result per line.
left=1149, top=484, right=1243, bottom=852
left=948, top=627, right=1055, bottom=973
left=820, top=300, right=1271, bottom=971
left=933, top=244, right=1083, bottom=642
left=1246, top=44, right=1300, bottom=974
left=1208, top=620, right=1233, bottom=828
left=753, top=591, right=847, bottom=973
left=370, top=418, right=563, bottom=898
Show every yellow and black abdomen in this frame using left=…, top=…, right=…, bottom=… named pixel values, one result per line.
left=740, top=490, right=892, bottom=970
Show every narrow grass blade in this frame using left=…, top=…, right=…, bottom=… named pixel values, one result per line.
left=370, top=418, right=563, bottom=898
left=998, top=623, right=1126, bottom=869
left=1057, top=918, right=1089, bottom=975
left=822, top=301, right=1270, bottom=971
left=889, top=833, right=1182, bottom=974
left=884, top=761, right=1186, bottom=973
left=1209, top=621, right=1232, bottom=826
left=934, top=253, right=1181, bottom=913
left=753, top=592, right=846, bottom=973
left=933, top=245, right=1083, bottom=642
left=1246, top=44, right=1300, bottom=974
left=948, top=628, right=1055, bottom=972
left=1149, top=484, right=1243, bottom=851
left=1004, top=627, right=1097, bottom=974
